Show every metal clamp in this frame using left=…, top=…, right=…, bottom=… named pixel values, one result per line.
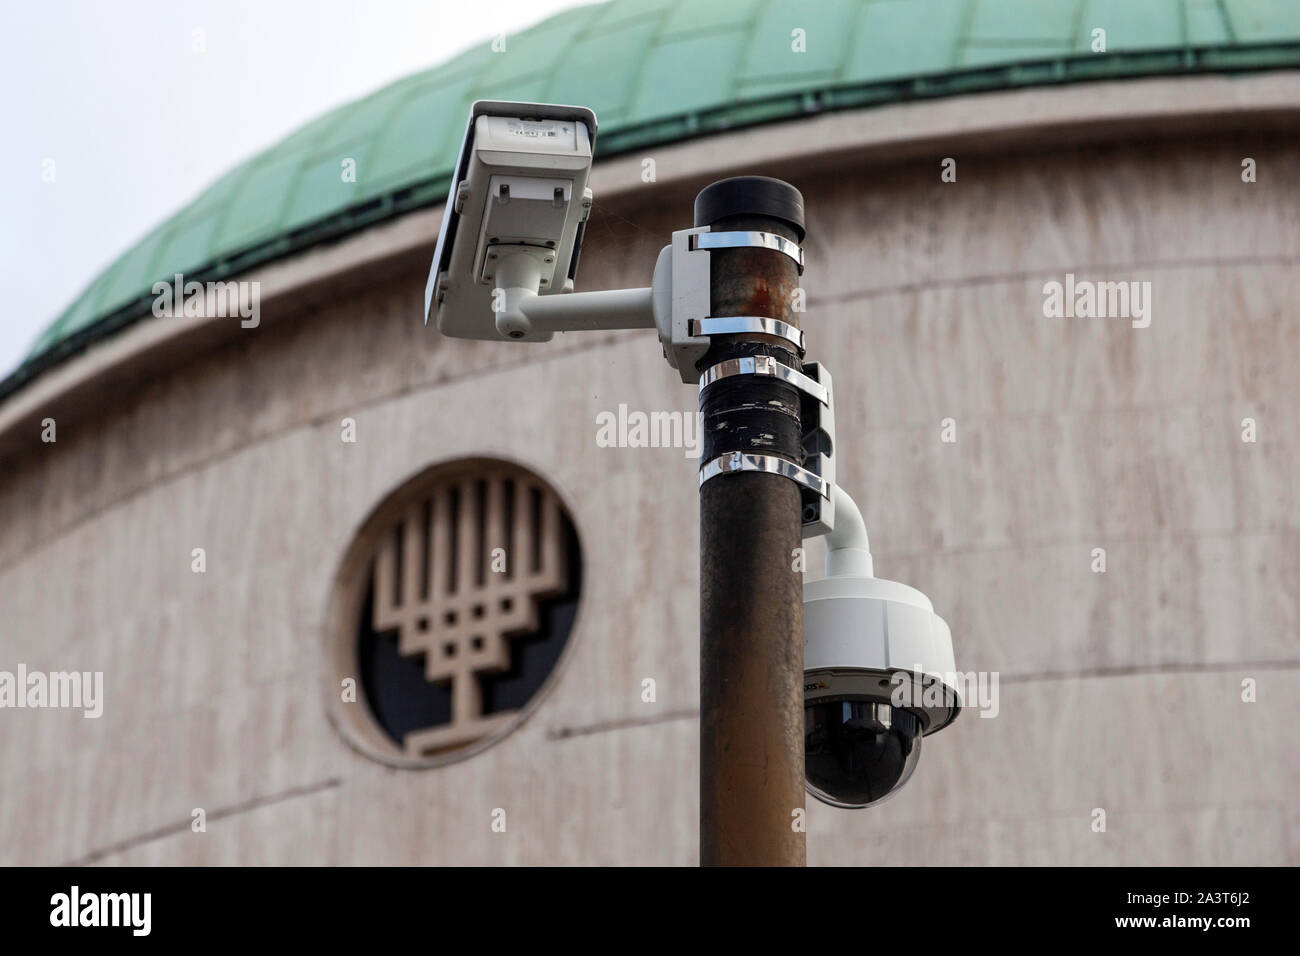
left=689, top=316, right=805, bottom=354
left=698, top=354, right=828, bottom=404
left=699, top=451, right=830, bottom=499
left=690, top=231, right=805, bottom=273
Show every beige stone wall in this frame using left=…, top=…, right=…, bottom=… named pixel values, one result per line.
left=0, top=115, right=1296, bottom=865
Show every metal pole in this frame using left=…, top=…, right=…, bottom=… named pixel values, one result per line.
left=696, top=177, right=807, bottom=867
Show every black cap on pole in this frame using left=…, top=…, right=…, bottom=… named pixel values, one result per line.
left=693, top=176, right=805, bottom=240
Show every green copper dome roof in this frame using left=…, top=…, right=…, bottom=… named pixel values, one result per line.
left=9, top=0, right=1300, bottom=398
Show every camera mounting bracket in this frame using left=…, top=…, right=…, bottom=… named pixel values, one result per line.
left=696, top=358, right=837, bottom=538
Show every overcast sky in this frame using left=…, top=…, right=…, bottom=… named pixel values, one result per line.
left=0, top=0, right=583, bottom=377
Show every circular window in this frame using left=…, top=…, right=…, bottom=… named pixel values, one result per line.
left=326, top=458, right=582, bottom=766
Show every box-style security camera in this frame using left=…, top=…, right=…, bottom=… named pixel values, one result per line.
left=425, top=100, right=597, bottom=341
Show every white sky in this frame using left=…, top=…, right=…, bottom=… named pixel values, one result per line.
left=0, top=0, right=584, bottom=377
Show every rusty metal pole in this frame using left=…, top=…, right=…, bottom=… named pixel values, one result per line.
left=696, top=177, right=807, bottom=866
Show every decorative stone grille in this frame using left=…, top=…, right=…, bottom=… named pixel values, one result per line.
left=369, top=466, right=572, bottom=755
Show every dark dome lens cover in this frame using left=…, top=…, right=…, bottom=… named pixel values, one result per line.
left=805, top=700, right=922, bottom=808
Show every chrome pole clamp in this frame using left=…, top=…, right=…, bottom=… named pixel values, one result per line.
left=689, top=316, right=805, bottom=353
left=690, top=231, right=805, bottom=273
left=699, top=451, right=830, bottom=499
left=698, top=354, right=828, bottom=404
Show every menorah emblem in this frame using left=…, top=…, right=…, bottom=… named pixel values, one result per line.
left=372, top=468, right=569, bottom=755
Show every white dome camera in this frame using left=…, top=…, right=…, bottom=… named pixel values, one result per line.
left=804, top=486, right=961, bottom=809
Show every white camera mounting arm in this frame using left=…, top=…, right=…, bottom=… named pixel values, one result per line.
left=493, top=277, right=655, bottom=337
left=822, top=484, right=874, bottom=579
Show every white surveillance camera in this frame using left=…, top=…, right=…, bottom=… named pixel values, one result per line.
left=422, top=100, right=719, bottom=373
left=803, top=486, right=961, bottom=809
left=425, top=100, right=598, bottom=341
